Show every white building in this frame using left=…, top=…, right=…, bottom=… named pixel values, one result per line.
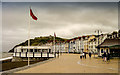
left=79, top=37, right=84, bottom=53
left=83, top=36, right=89, bottom=53
left=55, top=42, right=68, bottom=53
left=69, top=40, right=74, bottom=53
left=13, top=46, right=56, bottom=58
left=74, top=38, right=80, bottom=53
left=69, top=36, right=85, bottom=53
left=69, top=36, right=84, bottom=53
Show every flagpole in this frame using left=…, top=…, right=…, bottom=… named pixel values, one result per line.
left=28, top=7, right=31, bottom=66
left=27, top=7, right=37, bottom=66
left=54, top=33, right=56, bottom=57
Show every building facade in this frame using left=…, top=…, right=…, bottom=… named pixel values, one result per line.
left=83, top=36, right=89, bottom=53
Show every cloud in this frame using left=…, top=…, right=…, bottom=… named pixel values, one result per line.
left=2, top=2, right=118, bottom=52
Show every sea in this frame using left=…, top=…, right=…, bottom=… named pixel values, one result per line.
left=0, top=52, right=13, bottom=59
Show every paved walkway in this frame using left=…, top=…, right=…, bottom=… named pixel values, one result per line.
left=16, top=54, right=119, bottom=73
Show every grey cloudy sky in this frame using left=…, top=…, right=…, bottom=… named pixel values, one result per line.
left=2, top=2, right=118, bottom=52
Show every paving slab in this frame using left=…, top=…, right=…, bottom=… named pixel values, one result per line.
left=15, top=54, right=119, bottom=73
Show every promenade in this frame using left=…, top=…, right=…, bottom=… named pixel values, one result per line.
left=16, top=54, right=119, bottom=73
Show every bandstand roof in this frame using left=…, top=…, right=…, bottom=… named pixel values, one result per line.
left=97, top=39, right=120, bottom=48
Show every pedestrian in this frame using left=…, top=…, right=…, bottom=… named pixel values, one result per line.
left=89, top=52, right=91, bottom=58
left=57, top=51, right=59, bottom=58
left=104, top=52, right=107, bottom=62
left=82, top=52, right=85, bottom=59
left=84, top=52, right=86, bottom=59
left=107, top=52, right=110, bottom=62
left=102, top=53, right=104, bottom=61
left=80, top=53, right=82, bottom=59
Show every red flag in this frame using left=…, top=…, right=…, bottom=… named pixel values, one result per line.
left=30, top=8, right=38, bottom=20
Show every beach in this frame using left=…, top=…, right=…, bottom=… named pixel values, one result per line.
left=1, top=52, right=13, bottom=58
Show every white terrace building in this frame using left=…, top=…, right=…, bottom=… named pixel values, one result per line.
left=65, top=42, right=69, bottom=53
left=60, top=43, right=66, bottom=53
left=74, top=38, right=80, bottom=53
left=74, top=37, right=84, bottom=53
left=69, top=40, right=75, bottom=53
left=69, top=36, right=85, bottom=53
left=83, top=36, right=89, bottom=53
left=55, top=43, right=64, bottom=53
left=69, top=36, right=84, bottom=53
left=79, top=37, right=84, bottom=53
left=55, top=42, right=68, bottom=53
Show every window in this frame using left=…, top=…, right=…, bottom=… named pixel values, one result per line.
left=115, top=34, right=117, bottom=38
left=34, top=49, right=37, bottom=52
left=43, top=49, right=48, bottom=53
left=30, top=49, right=33, bottom=52
left=110, top=36, right=112, bottom=39
left=106, top=49, right=108, bottom=53
left=101, top=49, right=103, bottom=53
left=21, top=49, right=23, bottom=52
left=49, top=49, right=51, bottom=53
left=16, top=49, right=17, bottom=52
left=38, top=49, right=42, bottom=52
left=73, top=41, right=75, bottom=44
left=91, top=46, right=93, bottom=48
left=73, top=47, right=75, bottom=49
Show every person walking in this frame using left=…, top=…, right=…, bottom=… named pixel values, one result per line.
left=80, top=53, right=82, bottom=60
left=102, top=53, right=104, bottom=61
left=107, top=52, right=110, bottom=62
left=82, top=52, right=85, bottom=59
left=104, top=52, right=107, bottom=62
left=84, top=52, right=86, bottom=59
left=89, top=52, right=91, bottom=58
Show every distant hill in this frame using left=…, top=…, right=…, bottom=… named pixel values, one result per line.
left=9, top=35, right=69, bottom=52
